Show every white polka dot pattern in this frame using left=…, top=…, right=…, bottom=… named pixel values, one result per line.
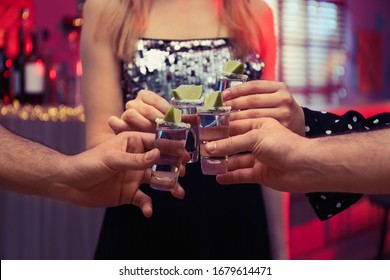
left=303, top=107, right=390, bottom=220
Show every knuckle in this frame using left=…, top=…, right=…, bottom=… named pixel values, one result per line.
left=278, top=82, right=288, bottom=91
left=246, top=80, right=258, bottom=92
left=138, top=90, right=148, bottom=98
left=125, top=100, right=134, bottom=109
left=280, top=107, right=292, bottom=121
left=247, top=95, right=258, bottom=108
left=279, top=91, right=293, bottom=105
left=122, top=109, right=137, bottom=122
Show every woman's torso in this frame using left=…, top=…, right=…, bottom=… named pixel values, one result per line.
left=94, top=38, right=271, bottom=260
left=122, top=38, right=264, bottom=102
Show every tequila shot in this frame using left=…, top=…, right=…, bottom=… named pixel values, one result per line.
left=197, top=106, right=231, bottom=175
left=172, top=98, right=204, bottom=163
left=215, top=72, right=248, bottom=91
left=151, top=119, right=190, bottom=191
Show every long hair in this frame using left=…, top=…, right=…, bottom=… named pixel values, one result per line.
left=98, top=0, right=265, bottom=61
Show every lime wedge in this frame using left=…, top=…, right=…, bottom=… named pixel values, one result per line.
left=223, top=59, right=244, bottom=74
left=171, top=85, right=203, bottom=100
left=163, top=106, right=182, bottom=123
left=204, top=91, right=223, bottom=107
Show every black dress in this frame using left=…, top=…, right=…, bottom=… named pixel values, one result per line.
left=95, top=38, right=271, bottom=259
left=94, top=38, right=390, bottom=259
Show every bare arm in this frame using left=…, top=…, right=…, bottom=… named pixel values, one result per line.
left=0, top=124, right=69, bottom=199
left=81, top=0, right=123, bottom=148
left=0, top=124, right=176, bottom=216
left=297, top=127, right=390, bottom=193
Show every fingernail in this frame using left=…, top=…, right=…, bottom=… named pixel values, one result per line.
left=222, top=89, right=231, bottom=100
left=206, top=142, right=216, bottom=153
left=144, top=150, right=154, bottom=161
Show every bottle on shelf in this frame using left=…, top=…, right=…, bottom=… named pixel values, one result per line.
left=0, top=30, right=11, bottom=105
left=41, top=28, right=56, bottom=105
left=24, top=32, right=45, bottom=105
left=10, top=8, right=29, bottom=104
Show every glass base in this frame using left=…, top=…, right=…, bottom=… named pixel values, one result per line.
left=150, top=171, right=178, bottom=191
left=200, top=157, right=228, bottom=175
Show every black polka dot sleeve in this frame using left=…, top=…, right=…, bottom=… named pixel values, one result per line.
left=302, top=107, right=390, bottom=221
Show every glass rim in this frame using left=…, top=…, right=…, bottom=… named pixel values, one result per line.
left=155, top=118, right=191, bottom=129
left=217, top=71, right=248, bottom=80
left=195, top=106, right=231, bottom=113
left=171, top=96, right=204, bottom=108
left=171, top=97, right=204, bottom=105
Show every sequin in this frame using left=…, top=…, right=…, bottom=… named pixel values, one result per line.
left=121, top=38, right=264, bottom=102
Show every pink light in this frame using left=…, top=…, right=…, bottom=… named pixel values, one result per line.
left=328, top=102, right=390, bottom=118
left=76, top=60, right=82, bottom=76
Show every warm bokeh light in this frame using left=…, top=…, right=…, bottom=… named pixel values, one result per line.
left=73, top=18, right=83, bottom=27
left=0, top=101, right=85, bottom=122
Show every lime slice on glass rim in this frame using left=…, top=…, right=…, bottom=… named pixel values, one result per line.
left=204, top=91, right=223, bottom=107
left=223, top=59, right=245, bottom=74
left=171, top=85, right=203, bottom=100
left=163, top=106, right=182, bottom=123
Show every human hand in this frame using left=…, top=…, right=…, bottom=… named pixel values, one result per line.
left=61, top=131, right=186, bottom=217
left=222, top=80, right=305, bottom=136
left=204, top=118, right=309, bottom=192
left=108, top=90, right=171, bottom=134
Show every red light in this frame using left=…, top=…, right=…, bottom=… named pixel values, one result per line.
left=3, top=96, right=11, bottom=105
left=26, top=40, right=32, bottom=54
left=3, top=70, right=10, bottom=79
left=49, top=68, right=57, bottom=80
left=5, top=59, right=12, bottom=68
left=68, top=31, right=79, bottom=42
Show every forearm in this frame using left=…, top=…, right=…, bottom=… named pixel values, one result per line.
left=297, top=128, right=390, bottom=193
left=0, top=125, right=69, bottom=199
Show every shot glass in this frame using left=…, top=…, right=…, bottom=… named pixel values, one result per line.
left=172, top=97, right=204, bottom=163
left=150, top=118, right=191, bottom=191
left=197, top=106, right=231, bottom=175
left=215, top=71, right=248, bottom=91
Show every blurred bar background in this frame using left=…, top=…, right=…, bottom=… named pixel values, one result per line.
left=0, top=0, right=389, bottom=259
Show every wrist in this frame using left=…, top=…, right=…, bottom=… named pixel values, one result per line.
left=45, top=155, right=74, bottom=202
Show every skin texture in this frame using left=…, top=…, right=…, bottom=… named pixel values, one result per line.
left=205, top=117, right=390, bottom=194
left=0, top=124, right=187, bottom=217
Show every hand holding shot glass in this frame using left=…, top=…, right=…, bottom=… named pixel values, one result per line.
left=197, top=91, right=231, bottom=175
left=195, top=59, right=244, bottom=175
left=150, top=106, right=190, bottom=191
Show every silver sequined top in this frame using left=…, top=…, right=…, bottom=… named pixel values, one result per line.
left=121, top=38, right=265, bottom=102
